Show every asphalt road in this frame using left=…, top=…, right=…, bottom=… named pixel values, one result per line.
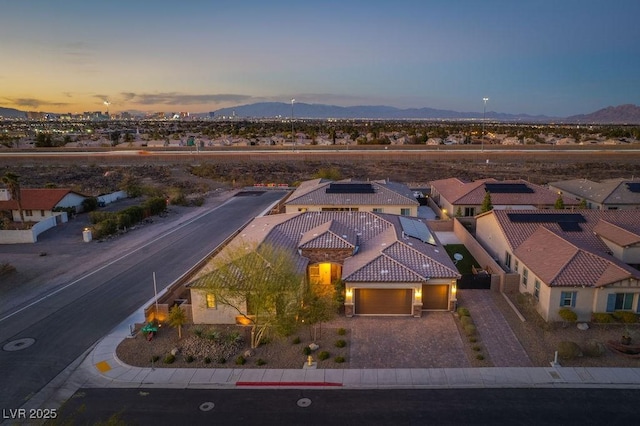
left=50, top=387, right=640, bottom=425
left=0, top=190, right=287, bottom=410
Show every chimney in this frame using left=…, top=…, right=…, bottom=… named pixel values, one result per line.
left=0, top=188, right=11, bottom=201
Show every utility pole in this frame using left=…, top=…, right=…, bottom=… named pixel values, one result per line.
left=482, top=97, right=489, bottom=152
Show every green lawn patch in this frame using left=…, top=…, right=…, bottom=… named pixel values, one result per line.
left=444, top=244, right=480, bottom=274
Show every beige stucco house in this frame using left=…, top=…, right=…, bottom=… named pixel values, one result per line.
left=285, top=179, right=419, bottom=217
left=476, top=209, right=640, bottom=322
left=548, top=177, right=640, bottom=210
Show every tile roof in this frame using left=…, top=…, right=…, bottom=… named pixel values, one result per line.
left=514, top=227, right=640, bottom=287
left=189, top=211, right=459, bottom=288
left=286, top=178, right=419, bottom=207
left=549, top=178, right=640, bottom=205
left=431, top=178, right=577, bottom=207
left=0, top=188, right=82, bottom=210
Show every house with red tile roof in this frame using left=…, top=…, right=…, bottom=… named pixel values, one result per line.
left=430, top=178, right=578, bottom=218
left=187, top=211, right=460, bottom=324
left=476, top=209, right=640, bottom=322
left=285, top=178, right=419, bottom=216
left=0, top=188, right=87, bottom=223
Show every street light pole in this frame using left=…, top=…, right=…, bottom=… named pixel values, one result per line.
left=482, top=97, right=489, bottom=152
left=291, top=98, right=295, bottom=151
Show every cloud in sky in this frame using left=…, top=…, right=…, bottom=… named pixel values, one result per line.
left=120, top=92, right=254, bottom=106
left=5, top=98, right=69, bottom=109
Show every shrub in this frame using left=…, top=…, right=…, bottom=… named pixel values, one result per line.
left=335, top=339, right=347, bottom=348
left=163, top=354, right=176, bottom=364
left=207, top=330, right=221, bottom=341
left=557, top=341, right=582, bottom=360
left=256, top=358, right=267, bottom=366
left=302, top=346, right=312, bottom=356
left=217, top=357, right=226, bottom=364
left=225, top=331, right=242, bottom=344
left=235, top=356, right=246, bottom=365
left=318, top=351, right=330, bottom=361
left=613, top=311, right=638, bottom=324
left=476, top=354, right=485, bottom=360
left=337, top=328, right=347, bottom=335
left=334, top=356, right=346, bottom=363
left=460, top=316, right=474, bottom=327
left=558, top=308, right=578, bottom=323
left=457, top=307, right=470, bottom=317
left=468, top=337, right=477, bottom=343
left=204, top=357, right=211, bottom=364
left=464, top=324, right=477, bottom=336
left=185, top=355, right=194, bottom=363
left=583, top=339, right=606, bottom=357
left=193, top=328, right=204, bottom=338
left=292, top=336, right=301, bottom=344
left=472, top=345, right=481, bottom=351
left=150, top=355, right=160, bottom=363
left=591, top=313, right=614, bottom=323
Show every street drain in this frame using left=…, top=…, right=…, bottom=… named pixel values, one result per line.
left=3, top=338, right=36, bottom=351
left=297, top=398, right=312, bottom=408
left=199, top=402, right=215, bottom=412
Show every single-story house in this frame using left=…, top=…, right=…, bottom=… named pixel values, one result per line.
left=475, top=209, right=640, bottom=322
left=188, top=211, right=460, bottom=324
left=0, top=188, right=88, bottom=222
left=548, top=177, right=640, bottom=210
left=285, top=178, right=420, bottom=217
left=430, top=178, right=578, bottom=218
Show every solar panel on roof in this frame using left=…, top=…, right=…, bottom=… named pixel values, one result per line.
left=325, top=183, right=375, bottom=194
left=399, top=216, right=436, bottom=245
left=485, top=183, right=534, bottom=193
left=558, top=222, right=582, bottom=232
left=506, top=213, right=586, bottom=223
left=626, top=182, right=640, bottom=193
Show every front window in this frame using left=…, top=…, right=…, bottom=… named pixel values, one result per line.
left=534, top=279, right=540, bottom=300
left=505, top=252, right=512, bottom=270
left=400, top=208, right=411, bottom=216
left=206, top=293, right=216, bottom=309
left=464, top=207, right=475, bottom=217
left=522, top=268, right=528, bottom=287
left=372, top=208, right=383, bottom=213
left=615, top=293, right=634, bottom=310
left=514, top=259, right=519, bottom=273
left=560, top=291, right=576, bottom=307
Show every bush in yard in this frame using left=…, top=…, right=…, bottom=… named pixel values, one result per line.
left=476, top=354, right=485, bottom=360
left=558, top=308, right=578, bottom=323
left=457, top=307, right=470, bottom=317
left=591, top=313, right=614, bottom=323
left=185, top=355, right=194, bottom=363
left=464, top=324, right=477, bottom=336
left=302, top=346, right=312, bottom=356
left=583, top=339, right=606, bottom=357
left=163, top=354, right=176, bottom=364
left=472, top=345, right=481, bottom=351
left=204, top=357, right=211, bottom=364
left=460, top=315, right=473, bottom=327
left=337, top=328, right=346, bottom=335
left=193, top=328, right=204, bottom=338
left=468, top=337, right=477, bottom=343
left=335, top=339, right=347, bottom=348
left=256, top=358, right=267, bottom=366
left=292, top=336, right=301, bottom=344
left=557, top=341, right=582, bottom=360
left=334, top=356, right=346, bottom=363
left=235, top=356, right=246, bottom=365
left=318, top=351, right=330, bottom=361
left=150, top=355, right=160, bottom=363
left=217, top=357, right=226, bottom=364
left=612, top=311, right=638, bottom=324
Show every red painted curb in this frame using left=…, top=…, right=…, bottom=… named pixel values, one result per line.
left=236, top=382, right=343, bottom=387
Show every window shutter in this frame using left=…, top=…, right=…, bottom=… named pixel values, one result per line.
left=606, top=294, right=616, bottom=312
left=571, top=292, right=577, bottom=308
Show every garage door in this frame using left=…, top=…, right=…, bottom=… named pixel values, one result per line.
left=354, top=289, right=412, bottom=315
left=422, top=284, right=449, bottom=310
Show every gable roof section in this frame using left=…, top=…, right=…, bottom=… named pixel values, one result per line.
left=549, top=178, right=640, bottom=205
left=513, top=223, right=640, bottom=288
left=285, top=178, right=418, bottom=207
left=0, top=188, right=82, bottom=211
left=298, top=219, right=357, bottom=249
left=593, top=219, right=640, bottom=247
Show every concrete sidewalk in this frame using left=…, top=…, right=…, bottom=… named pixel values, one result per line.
left=27, top=306, right=640, bottom=413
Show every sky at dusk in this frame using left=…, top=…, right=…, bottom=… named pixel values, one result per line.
left=1, top=0, right=639, bottom=117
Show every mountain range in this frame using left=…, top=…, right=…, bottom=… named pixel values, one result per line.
left=2, top=104, right=640, bottom=124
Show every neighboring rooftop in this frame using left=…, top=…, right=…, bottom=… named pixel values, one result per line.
left=548, top=177, right=640, bottom=206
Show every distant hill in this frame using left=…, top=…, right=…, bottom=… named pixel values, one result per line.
left=566, top=104, right=640, bottom=124
left=0, top=107, right=27, bottom=119
left=212, top=102, right=554, bottom=121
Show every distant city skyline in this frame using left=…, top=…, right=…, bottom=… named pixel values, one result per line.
left=1, top=1, right=639, bottom=117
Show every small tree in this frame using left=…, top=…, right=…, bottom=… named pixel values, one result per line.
left=481, top=191, right=493, bottom=213
left=578, top=198, right=588, bottom=209
left=1, top=172, right=24, bottom=223
left=554, top=195, right=565, bottom=209
left=455, top=206, right=463, bottom=217
left=168, top=305, right=187, bottom=339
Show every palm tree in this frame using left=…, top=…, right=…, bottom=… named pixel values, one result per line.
left=1, top=172, right=24, bottom=223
